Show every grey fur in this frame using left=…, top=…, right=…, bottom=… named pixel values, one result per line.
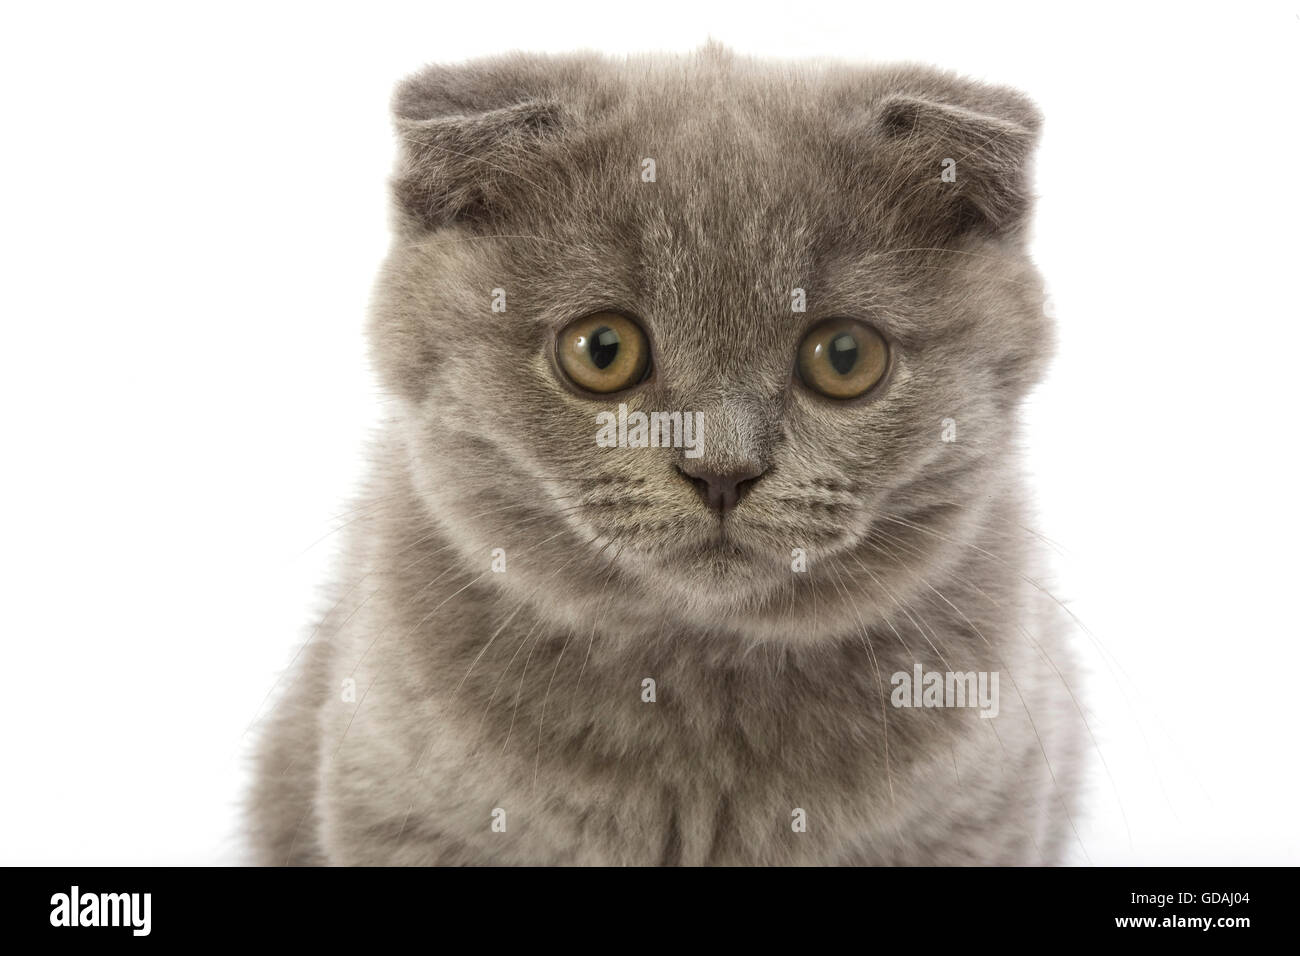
left=249, top=44, right=1083, bottom=865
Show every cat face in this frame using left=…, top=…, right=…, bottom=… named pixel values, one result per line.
left=370, top=47, right=1052, bottom=640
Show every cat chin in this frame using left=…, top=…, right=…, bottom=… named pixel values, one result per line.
left=629, top=546, right=795, bottom=610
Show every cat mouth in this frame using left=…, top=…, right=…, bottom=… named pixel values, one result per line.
left=592, top=513, right=773, bottom=575
left=703, top=536, right=747, bottom=558
left=681, top=525, right=754, bottom=564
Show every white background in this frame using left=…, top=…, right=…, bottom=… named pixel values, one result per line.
left=1, top=1, right=1297, bottom=864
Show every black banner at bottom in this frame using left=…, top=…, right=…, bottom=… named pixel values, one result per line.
left=1, top=865, right=1275, bottom=942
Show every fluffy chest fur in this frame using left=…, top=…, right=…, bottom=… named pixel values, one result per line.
left=256, top=458, right=1079, bottom=866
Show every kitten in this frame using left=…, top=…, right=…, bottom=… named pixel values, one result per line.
left=249, top=44, right=1084, bottom=865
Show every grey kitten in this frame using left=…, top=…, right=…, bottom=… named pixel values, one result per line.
left=250, top=44, right=1084, bottom=865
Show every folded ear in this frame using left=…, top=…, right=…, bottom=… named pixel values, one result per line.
left=869, top=90, right=1041, bottom=241
left=390, top=62, right=568, bottom=231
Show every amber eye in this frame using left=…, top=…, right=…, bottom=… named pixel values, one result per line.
left=796, top=318, right=890, bottom=400
left=556, top=312, right=651, bottom=394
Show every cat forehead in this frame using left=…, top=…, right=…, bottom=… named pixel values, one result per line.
left=393, top=49, right=1040, bottom=238
left=390, top=48, right=1042, bottom=338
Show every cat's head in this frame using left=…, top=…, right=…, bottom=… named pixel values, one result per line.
left=369, top=46, right=1052, bottom=643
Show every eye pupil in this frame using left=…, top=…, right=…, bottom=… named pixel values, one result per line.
left=589, top=326, right=620, bottom=369
left=828, top=333, right=858, bottom=374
